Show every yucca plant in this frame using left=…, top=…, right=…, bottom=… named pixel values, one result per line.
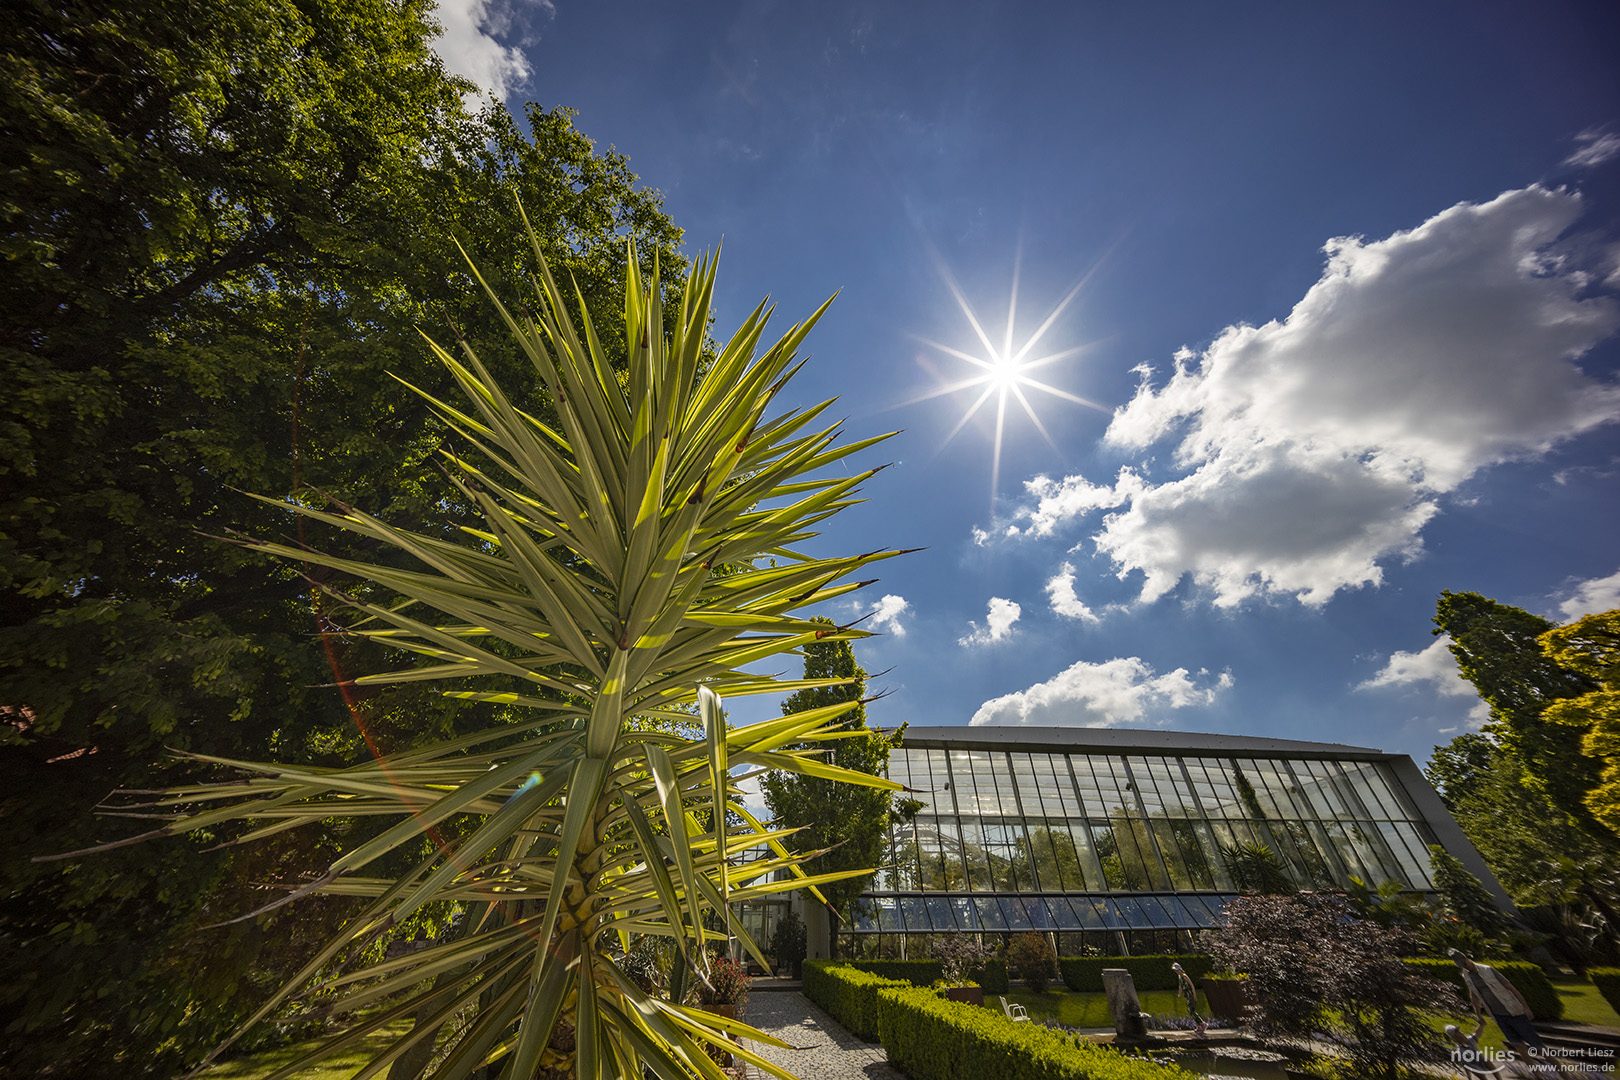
left=50, top=217, right=907, bottom=1079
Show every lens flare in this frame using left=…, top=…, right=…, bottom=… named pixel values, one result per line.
left=905, top=245, right=1110, bottom=510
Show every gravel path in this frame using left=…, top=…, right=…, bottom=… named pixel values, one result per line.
left=739, top=992, right=906, bottom=1080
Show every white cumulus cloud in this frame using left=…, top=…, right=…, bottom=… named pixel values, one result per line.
left=1558, top=568, right=1620, bottom=621
left=1004, top=472, right=1133, bottom=539
left=959, top=597, right=1021, bottom=646
left=1358, top=635, right=1490, bottom=726
left=970, top=657, right=1232, bottom=727
left=1046, top=563, right=1100, bottom=622
left=865, top=594, right=912, bottom=636
left=431, top=0, right=546, bottom=101
left=1005, top=185, right=1620, bottom=608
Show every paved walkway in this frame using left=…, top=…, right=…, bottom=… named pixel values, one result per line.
left=740, top=992, right=906, bottom=1080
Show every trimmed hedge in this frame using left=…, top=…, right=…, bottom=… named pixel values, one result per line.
left=1404, top=959, right=1563, bottom=1021
left=1058, top=954, right=1215, bottom=994
left=824, top=957, right=1011, bottom=994
left=876, top=983, right=1194, bottom=1080
left=802, top=960, right=910, bottom=1040
left=1590, top=968, right=1620, bottom=1017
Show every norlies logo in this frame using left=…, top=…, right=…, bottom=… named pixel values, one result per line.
left=1450, top=1045, right=1512, bottom=1076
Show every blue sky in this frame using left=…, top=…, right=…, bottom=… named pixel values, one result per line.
left=435, top=0, right=1620, bottom=768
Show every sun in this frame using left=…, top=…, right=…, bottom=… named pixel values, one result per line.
left=907, top=249, right=1110, bottom=508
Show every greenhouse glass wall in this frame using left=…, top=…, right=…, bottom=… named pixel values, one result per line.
left=823, top=726, right=1507, bottom=959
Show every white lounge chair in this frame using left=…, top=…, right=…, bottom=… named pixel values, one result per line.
left=999, top=996, right=1030, bottom=1022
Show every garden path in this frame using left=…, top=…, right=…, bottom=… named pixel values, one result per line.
left=738, top=991, right=905, bottom=1080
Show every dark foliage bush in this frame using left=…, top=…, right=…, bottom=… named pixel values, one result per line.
left=1007, top=932, right=1059, bottom=993
left=1589, top=967, right=1620, bottom=1016
left=1210, top=894, right=1462, bottom=1080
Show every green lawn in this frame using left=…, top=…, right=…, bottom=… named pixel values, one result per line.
left=995, top=977, right=1620, bottom=1043
left=1552, top=977, right=1620, bottom=1028
left=990, top=988, right=1209, bottom=1029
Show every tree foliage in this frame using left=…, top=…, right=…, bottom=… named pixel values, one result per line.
left=1427, top=844, right=1508, bottom=938
left=1541, top=610, right=1620, bottom=835
left=1209, top=894, right=1460, bottom=1080
left=1426, top=595, right=1620, bottom=970
left=762, top=617, right=906, bottom=947
left=1007, top=931, right=1059, bottom=994
left=1434, top=591, right=1598, bottom=821
left=1, top=0, right=686, bottom=1072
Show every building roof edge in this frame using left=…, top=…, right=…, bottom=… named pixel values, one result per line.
left=890, top=725, right=1389, bottom=759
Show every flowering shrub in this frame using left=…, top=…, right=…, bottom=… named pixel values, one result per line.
left=701, top=955, right=751, bottom=1005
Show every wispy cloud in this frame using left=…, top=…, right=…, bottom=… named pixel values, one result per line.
left=1357, top=635, right=1489, bottom=727
left=959, top=597, right=1021, bottom=646
left=971, top=657, right=1231, bottom=727
left=1567, top=129, right=1620, bottom=168
left=1045, top=563, right=1099, bottom=622
left=999, top=185, right=1620, bottom=608
left=1557, top=567, right=1620, bottom=622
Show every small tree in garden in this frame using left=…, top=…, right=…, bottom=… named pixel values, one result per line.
left=934, top=935, right=996, bottom=987
left=770, top=910, right=807, bottom=975
left=1008, top=932, right=1059, bottom=993
left=1209, top=894, right=1460, bottom=1080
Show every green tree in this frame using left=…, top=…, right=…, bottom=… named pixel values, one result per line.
left=1427, top=844, right=1508, bottom=937
left=1541, top=610, right=1620, bottom=835
left=1425, top=732, right=1497, bottom=813
left=1, top=1, right=686, bottom=1072
left=762, top=618, right=906, bottom=955
left=1434, top=591, right=1599, bottom=822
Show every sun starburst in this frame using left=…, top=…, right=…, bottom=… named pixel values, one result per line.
left=907, top=247, right=1110, bottom=509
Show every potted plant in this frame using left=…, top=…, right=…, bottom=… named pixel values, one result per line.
left=934, top=936, right=995, bottom=1007
left=698, top=955, right=751, bottom=1066
left=770, top=910, right=808, bottom=979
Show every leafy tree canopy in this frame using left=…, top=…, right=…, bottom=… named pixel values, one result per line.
left=1434, top=591, right=1598, bottom=821
left=1542, top=610, right=1620, bottom=836
left=1, top=0, right=685, bottom=1072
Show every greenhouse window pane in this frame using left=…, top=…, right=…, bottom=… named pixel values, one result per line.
left=1001, top=896, right=1033, bottom=931
left=874, top=897, right=901, bottom=932
left=975, top=896, right=1008, bottom=931
left=926, top=895, right=957, bottom=931
left=952, top=895, right=983, bottom=931
left=852, top=906, right=878, bottom=932
left=1049, top=896, right=1083, bottom=930
left=900, top=896, right=929, bottom=932
left=1110, top=896, right=1148, bottom=929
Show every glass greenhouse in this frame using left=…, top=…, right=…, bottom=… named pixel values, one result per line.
left=822, top=726, right=1505, bottom=958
